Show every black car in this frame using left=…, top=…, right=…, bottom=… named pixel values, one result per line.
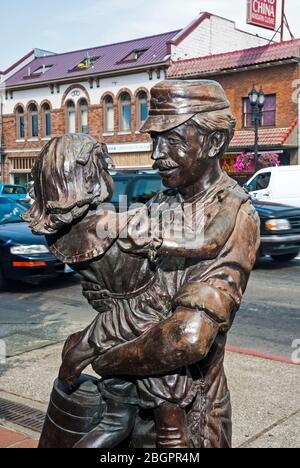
left=254, top=201, right=300, bottom=262
left=0, top=198, right=69, bottom=290
left=111, top=171, right=300, bottom=262
left=111, top=171, right=167, bottom=210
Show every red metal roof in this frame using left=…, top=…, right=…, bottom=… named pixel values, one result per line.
left=230, top=118, right=298, bottom=149
left=168, top=39, right=300, bottom=78
left=5, top=30, right=180, bottom=87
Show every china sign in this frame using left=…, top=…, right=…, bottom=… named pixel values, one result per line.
left=247, top=0, right=277, bottom=31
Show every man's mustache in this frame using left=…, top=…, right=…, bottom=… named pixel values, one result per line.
left=153, top=160, right=180, bottom=171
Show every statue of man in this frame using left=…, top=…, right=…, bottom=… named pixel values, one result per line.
left=90, top=80, right=261, bottom=448
left=27, top=80, right=260, bottom=449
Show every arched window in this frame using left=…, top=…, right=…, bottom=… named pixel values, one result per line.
left=136, top=91, right=148, bottom=130
left=79, top=98, right=89, bottom=134
left=28, top=104, right=38, bottom=138
left=66, top=100, right=76, bottom=133
left=16, top=106, right=25, bottom=140
left=103, top=95, right=114, bottom=133
left=42, top=103, right=51, bottom=137
left=119, top=93, right=132, bottom=132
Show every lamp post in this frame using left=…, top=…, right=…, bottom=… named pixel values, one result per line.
left=249, top=85, right=265, bottom=173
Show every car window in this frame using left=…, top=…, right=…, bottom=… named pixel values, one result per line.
left=15, top=187, right=27, bottom=194
left=2, top=185, right=26, bottom=195
left=0, top=200, right=27, bottom=225
left=131, top=178, right=163, bottom=204
left=2, top=186, right=15, bottom=194
left=247, top=172, right=271, bottom=192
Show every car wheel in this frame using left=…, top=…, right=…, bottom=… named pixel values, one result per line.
left=0, top=269, right=8, bottom=291
left=271, top=253, right=299, bottom=262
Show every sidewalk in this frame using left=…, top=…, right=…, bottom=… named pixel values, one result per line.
left=0, top=426, right=38, bottom=448
left=0, top=342, right=299, bottom=448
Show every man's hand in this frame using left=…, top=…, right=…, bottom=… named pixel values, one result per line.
left=118, top=206, right=162, bottom=253
left=92, top=308, right=219, bottom=377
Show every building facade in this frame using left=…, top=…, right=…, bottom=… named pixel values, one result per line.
left=0, top=12, right=269, bottom=185
left=168, top=39, right=300, bottom=179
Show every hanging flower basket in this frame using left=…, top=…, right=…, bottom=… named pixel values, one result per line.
left=234, top=152, right=280, bottom=173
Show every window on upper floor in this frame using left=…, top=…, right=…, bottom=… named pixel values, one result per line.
left=79, top=99, right=89, bottom=134
left=119, top=93, right=132, bottom=132
left=42, top=103, right=52, bottom=138
left=243, top=94, right=276, bottom=128
left=103, top=95, right=114, bottom=133
left=16, top=106, right=25, bottom=140
left=66, top=100, right=76, bottom=133
left=136, top=91, right=148, bottom=130
left=28, top=104, right=39, bottom=138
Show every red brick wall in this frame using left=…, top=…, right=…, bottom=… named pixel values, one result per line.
left=4, top=63, right=297, bottom=152
left=208, top=63, right=299, bottom=130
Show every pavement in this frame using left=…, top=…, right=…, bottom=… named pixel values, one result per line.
left=0, top=259, right=299, bottom=448
left=0, top=343, right=299, bottom=448
left=0, top=427, right=38, bottom=449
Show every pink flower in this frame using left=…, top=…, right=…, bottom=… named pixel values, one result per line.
left=234, top=152, right=280, bottom=172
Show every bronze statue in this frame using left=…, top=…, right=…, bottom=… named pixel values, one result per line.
left=24, top=80, right=260, bottom=449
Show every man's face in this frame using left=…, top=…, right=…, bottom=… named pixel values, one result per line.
left=151, top=122, right=211, bottom=189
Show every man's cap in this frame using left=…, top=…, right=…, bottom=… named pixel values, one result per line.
left=140, top=80, right=231, bottom=133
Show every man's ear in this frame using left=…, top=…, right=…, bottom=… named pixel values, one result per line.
left=207, top=131, right=226, bottom=158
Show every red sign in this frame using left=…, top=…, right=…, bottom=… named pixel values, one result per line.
left=247, top=0, right=277, bottom=31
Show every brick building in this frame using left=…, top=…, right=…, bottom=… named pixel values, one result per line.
left=168, top=39, right=300, bottom=178
left=0, top=12, right=268, bottom=185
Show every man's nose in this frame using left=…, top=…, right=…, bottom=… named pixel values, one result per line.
left=152, top=137, right=167, bottom=161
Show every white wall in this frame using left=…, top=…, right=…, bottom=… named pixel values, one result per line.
left=171, top=15, right=268, bottom=61
left=3, top=70, right=165, bottom=114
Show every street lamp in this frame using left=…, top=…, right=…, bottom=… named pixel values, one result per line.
left=249, top=85, right=265, bottom=173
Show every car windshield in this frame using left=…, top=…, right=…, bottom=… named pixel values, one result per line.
left=111, top=179, right=131, bottom=204
left=0, top=199, right=27, bottom=225
left=131, top=178, right=163, bottom=204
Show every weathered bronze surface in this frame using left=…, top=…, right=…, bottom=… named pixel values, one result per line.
left=25, top=80, right=260, bottom=449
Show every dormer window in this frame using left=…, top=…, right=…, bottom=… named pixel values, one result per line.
left=121, top=48, right=148, bottom=63
left=23, top=64, right=53, bottom=79
left=32, top=65, right=53, bottom=75
left=70, top=55, right=99, bottom=72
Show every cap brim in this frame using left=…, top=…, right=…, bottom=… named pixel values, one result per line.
left=140, top=113, right=195, bottom=133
